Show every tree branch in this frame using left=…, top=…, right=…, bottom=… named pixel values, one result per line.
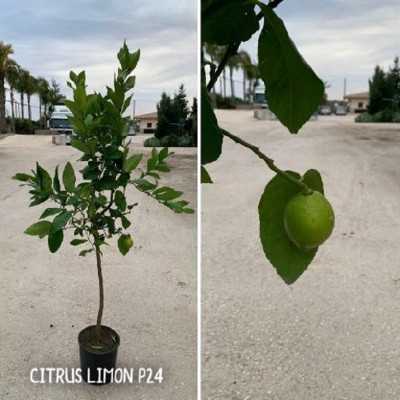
left=206, top=0, right=286, bottom=91
left=222, top=129, right=311, bottom=193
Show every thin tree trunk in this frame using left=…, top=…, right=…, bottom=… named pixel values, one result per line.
left=39, top=97, right=42, bottom=127
left=219, top=78, right=223, bottom=96
left=223, top=69, right=226, bottom=98
left=95, top=245, right=104, bottom=339
left=10, top=88, right=15, bottom=133
left=20, top=92, right=25, bottom=120
left=243, top=69, right=246, bottom=101
left=248, top=79, right=252, bottom=103
left=27, top=95, right=32, bottom=121
left=229, top=66, right=235, bottom=100
left=0, top=75, right=7, bottom=133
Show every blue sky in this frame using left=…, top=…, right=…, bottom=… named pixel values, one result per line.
left=0, top=0, right=197, bottom=116
left=236, top=0, right=400, bottom=99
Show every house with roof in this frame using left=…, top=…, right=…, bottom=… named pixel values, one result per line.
left=344, top=92, right=369, bottom=113
left=135, top=112, right=158, bottom=134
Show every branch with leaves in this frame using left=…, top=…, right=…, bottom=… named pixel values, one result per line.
left=201, top=0, right=334, bottom=284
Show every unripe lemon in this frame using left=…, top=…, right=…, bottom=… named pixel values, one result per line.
left=284, top=191, right=334, bottom=250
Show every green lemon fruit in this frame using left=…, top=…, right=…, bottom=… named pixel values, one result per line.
left=284, top=191, right=335, bottom=250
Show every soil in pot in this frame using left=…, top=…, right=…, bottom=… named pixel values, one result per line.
left=78, top=325, right=120, bottom=385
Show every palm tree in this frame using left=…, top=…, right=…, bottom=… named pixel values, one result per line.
left=47, top=79, right=65, bottom=116
left=0, top=41, right=14, bottom=133
left=5, top=60, right=20, bottom=133
left=23, top=72, right=38, bottom=121
left=227, top=54, right=240, bottom=100
left=245, top=63, right=260, bottom=103
left=238, top=50, right=252, bottom=101
left=15, top=68, right=29, bottom=120
left=205, top=44, right=226, bottom=96
left=36, top=77, right=49, bottom=127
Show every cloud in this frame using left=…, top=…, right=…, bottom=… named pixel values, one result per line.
left=234, top=0, right=400, bottom=99
left=0, top=0, right=197, bottom=115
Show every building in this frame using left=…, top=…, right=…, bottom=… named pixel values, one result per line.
left=344, top=92, right=369, bottom=113
left=135, top=112, right=158, bottom=134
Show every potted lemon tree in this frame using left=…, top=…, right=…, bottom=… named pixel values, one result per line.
left=13, top=42, right=194, bottom=384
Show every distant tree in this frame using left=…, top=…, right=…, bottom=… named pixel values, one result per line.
left=5, top=60, right=19, bottom=132
left=173, top=84, right=189, bottom=122
left=48, top=79, right=65, bottom=111
left=155, top=84, right=190, bottom=139
left=36, top=77, right=50, bottom=127
left=369, top=65, right=389, bottom=114
left=22, top=71, right=37, bottom=121
left=0, top=41, right=14, bottom=133
left=386, top=57, right=400, bottom=108
left=187, top=97, right=197, bottom=146
left=15, top=67, right=29, bottom=120
left=238, top=50, right=252, bottom=101
left=155, top=92, right=174, bottom=139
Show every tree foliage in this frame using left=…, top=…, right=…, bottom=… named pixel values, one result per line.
left=369, top=58, right=400, bottom=115
left=14, top=42, right=194, bottom=259
left=202, top=0, right=333, bottom=284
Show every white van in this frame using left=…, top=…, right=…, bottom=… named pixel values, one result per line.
left=49, top=105, right=74, bottom=145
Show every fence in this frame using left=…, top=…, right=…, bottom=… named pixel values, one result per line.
left=4, top=86, right=41, bottom=121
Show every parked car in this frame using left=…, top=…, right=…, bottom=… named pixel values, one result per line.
left=319, top=105, right=332, bottom=115
left=335, top=105, right=348, bottom=116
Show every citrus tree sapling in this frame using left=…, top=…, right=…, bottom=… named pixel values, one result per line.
left=202, top=0, right=335, bottom=283
left=13, top=42, right=194, bottom=350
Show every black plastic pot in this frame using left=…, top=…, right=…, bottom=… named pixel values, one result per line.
left=78, top=325, right=120, bottom=385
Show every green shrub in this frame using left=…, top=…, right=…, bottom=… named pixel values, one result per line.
left=355, top=113, right=374, bottom=123
left=143, top=136, right=161, bottom=147
left=15, top=119, right=35, bottom=134
left=214, top=94, right=236, bottom=109
left=144, top=134, right=194, bottom=147
left=355, top=109, right=400, bottom=123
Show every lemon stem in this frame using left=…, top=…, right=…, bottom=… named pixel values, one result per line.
left=222, top=129, right=311, bottom=193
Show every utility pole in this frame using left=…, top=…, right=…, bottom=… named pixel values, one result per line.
left=343, top=78, right=347, bottom=99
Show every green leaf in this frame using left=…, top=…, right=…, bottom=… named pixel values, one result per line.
left=155, top=164, right=170, bottom=172
left=202, top=0, right=259, bottom=45
left=118, top=234, right=133, bottom=256
left=115, top=190, right=127, bottom=211
left=258, top=171, right=318, bottom=284
left=201, top=166, right=213, bottom=183
left=53, top=166, right=61, bottom=193
left=201, top=85, right=223, bottom=164
left=133, top=179, right=157, bottom=192
left=25, top=221, right=52, bottom=237
left=159, top=147, right=169, bottom=161
left=40, top=208, right=63, bottom=219
left=37, top=163, right=52, bottom=193
left=48, top=229, right=64, bottom=253
left=258, top=4, right=324, bottom=133
left=123, top=154, right=143, bottom=172
left=303, top=169, right=324, bottom=194
left=71, top=139, right=90, bottom=154
left=71, top=239, right=87, bottom=246
left=121, top=215, right=131, bottom=229
left=52, top=211, right=72, bottom=231
left=13, top=173, right=32, bottom=182
left=63, top=162, right=76, bottom=192
left=79, top=249, right=94, bottom=257
left=156, top=188, right=183, bottom=201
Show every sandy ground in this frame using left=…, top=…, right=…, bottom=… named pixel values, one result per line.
left=203, top=111, right=400, bottom=400
left=0, top=135, right=197, bottom=399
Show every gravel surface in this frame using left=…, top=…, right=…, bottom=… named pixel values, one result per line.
left=0, top=135, right=197, bottom=399
left=203, top=111, right=400, bottom=400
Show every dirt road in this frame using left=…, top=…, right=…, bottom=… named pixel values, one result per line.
left=0, top=135, right=196, bottom=400
left=203, top=111, right=400, bottom=400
